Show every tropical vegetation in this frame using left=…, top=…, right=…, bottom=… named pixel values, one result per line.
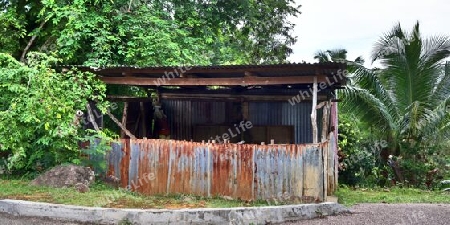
left=322, top=22, right=450, bottom=188
left=0, top=0, right=302, bottom=175
left=0, top=0, right=448, bottom=191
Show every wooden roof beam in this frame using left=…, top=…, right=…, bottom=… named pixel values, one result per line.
left=100, top=76, right=331, bottom=86
left=106, top=94, right=329, bottom=102
left=244, top=71, right=259, bottom=77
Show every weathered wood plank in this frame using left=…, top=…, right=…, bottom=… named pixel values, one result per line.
left=100, top=76, right=328, bottom=86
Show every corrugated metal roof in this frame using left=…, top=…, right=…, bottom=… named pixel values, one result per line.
left=58, top=62, right=347, bottom=79
left=59, top=62, right=345, bottom=70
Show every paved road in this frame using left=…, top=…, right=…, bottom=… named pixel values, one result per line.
left=286, top=204, right=450, bottom=225
left=1, top=204, right=450, bottom=224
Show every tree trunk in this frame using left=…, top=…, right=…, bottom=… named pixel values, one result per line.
left=20, top=20, right=47, bottom=62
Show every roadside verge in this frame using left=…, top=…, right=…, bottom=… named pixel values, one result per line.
left=0, top=199, right=349, bottom=224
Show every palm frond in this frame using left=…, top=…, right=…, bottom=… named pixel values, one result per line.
left=352, top=66, right=400, bottom=122
left=327, top=49, right=347, bottom=63
left=354, top=56, right=365, bottom=65
left=340, top=86, right=397, bottom=133
left=371, top=22, right=405, bottom=64
left=416, top=97, right=450, bottom=143
left=430, top=63, right=450, bottom=106
left=314, top=50, right=330, bottom=63
left=351, top=21, right=450, bottom=153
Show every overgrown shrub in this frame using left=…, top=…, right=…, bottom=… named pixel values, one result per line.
left=338, top=114, right=390, bottom=187
left=0, top=52, right=107, bottom=174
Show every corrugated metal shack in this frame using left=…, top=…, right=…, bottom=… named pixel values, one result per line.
left=76, top=63, right=346, bottom=202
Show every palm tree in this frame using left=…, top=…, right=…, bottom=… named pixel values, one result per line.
left=314, top=49, right=364, bottom=73
left=342, top=22, right=450, bottom=158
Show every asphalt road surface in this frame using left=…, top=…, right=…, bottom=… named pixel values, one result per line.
left=1, top=204, right=449, bottom=224
left=286, top=203, right=450, bottom=225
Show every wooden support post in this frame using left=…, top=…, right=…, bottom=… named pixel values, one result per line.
left=321, top=101, right=330, bottom=142
left=134, top=113, right=141, bottom=135
left=86, top=103, right=100, bottom=131
left=242, top=101, right=249, bottom=120
left=241, top=100, right=249, bottom=142
left=121, top=102, right=128, bottom=138
left=311, top=77, right=318, bottom=143
left=106, top=110, right=136, bottom=139
left=139, top=102, right=147, bottom=138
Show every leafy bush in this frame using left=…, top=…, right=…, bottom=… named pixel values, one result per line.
left=78, top=130, right=117, bottom=177
left=0, top=52, right=107, bottom=174
left=338, top=113, right=389, bottom=187
left=395, top=144, right=449, bottom=189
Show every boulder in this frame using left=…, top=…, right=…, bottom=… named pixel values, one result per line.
left=74, top=183, right=90, bottom=193
left=31, top=164, right=95, bottom=188
left=441, top=180, right=450, bottom=185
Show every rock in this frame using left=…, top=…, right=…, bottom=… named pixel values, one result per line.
left=182, top=196, right=194, bottom=202
left=441, top=180, right=450, bottom=185
left=443, top=188, right=450, bottom=192
left=221, top=196, right=234, bottom=201
left=31, top=164, right=95, bottom=188
left=102, top=175, right=120, bottom=188
left=75, top=183, right=90, bottom=193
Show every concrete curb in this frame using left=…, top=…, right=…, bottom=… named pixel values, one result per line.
left=0, top=199, right=349, bottom=224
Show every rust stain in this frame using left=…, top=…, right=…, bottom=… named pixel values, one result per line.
left=106, top=139, right=331, bottom=202
left=119, top=139, right=130, bottom=189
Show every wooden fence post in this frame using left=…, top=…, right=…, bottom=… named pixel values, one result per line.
left=311, top=77, right=318, bottom=143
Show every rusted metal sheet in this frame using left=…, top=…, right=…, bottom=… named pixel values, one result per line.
left=327, top=132, right=338, bottom=195
left=302, top=144, right=324, bottom=201
left=107, top=140, right=130, bottom=188
left=254, top=144, right=304, bottom=199
left=106, top=139, right=332, bottom=201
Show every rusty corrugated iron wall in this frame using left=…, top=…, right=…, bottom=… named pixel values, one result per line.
left=107, top=138, right=337, bottom=201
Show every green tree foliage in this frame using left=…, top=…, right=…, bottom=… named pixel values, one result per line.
left=341, top=22, right=450, bottom=187
left=0, top=0, right=301, bottom=174
left=0, top=52, right=107, bottom=172
left=0, top=0, right=301, bottom=65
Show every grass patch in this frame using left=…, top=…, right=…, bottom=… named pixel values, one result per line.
left=0, top=179, right=270, bottom=209
left=336, top=186, right=450, bottom=206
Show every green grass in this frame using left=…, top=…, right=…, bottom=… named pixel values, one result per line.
left=3, top=179, right=448, bottom=209
left=336, top=186, right=450, bottom=206
left=0, top=179, right=270, bottom=209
